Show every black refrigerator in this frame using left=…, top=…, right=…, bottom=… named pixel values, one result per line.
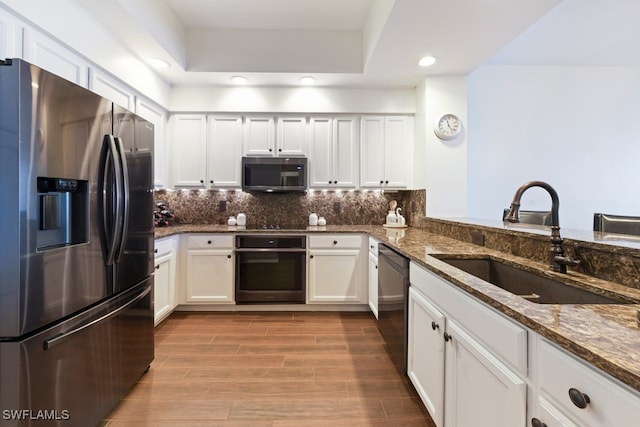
left=0, top=59, right=154, bottom=426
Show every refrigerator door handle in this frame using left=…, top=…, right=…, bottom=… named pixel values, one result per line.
left=113, top=136, right=130, bottom=262
left=43, top=284, right=151, bottom=350
left=99, top=134, right=124, bottom=266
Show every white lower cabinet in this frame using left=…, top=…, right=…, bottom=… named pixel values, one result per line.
left=443, top=320, right=526, bottom=427
left=411, top=260, right=640, bottom=427
left=531, top=337, right=640, bottom=427
left=368, top=250, right=379, bottom=317
left=154, top=236, right=177, bottom=325
left=409, top=262, right=527, bottom=427
left=408, top=286, right=446, bottom=426
left=307, top=234, right=366, bottom=303
left=184, top=234, right=234, bottom=303
left=534, top=396, right=580, bottom=427
left=367, top=237, right=379, bottom=317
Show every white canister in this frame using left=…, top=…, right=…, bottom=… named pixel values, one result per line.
left=237, top=212, right=246, bottom=226
left=318, top=217, right=326, bottom=226
left=309, top=213, right=318, bottom=226
left=386, top=210, right=398, bottom=225
left=227, top=216, right=237, bottom=226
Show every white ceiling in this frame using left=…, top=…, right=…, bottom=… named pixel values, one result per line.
left=66, top=0, right=640, bottom=88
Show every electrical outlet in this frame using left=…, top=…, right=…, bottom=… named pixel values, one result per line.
left=333, top=201, right=340, bottom=213
left=471, top=230, right=485, bottom=246
left=219, top=200, right=226, bottom=212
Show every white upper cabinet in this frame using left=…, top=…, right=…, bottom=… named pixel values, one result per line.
left=243, top=116, right=276, bottom=156
left=309, top=116, right=358, bottom=188
left=89, top=68, right=136, bottom=111
left=0, top=8, right=22, bottom=59
left=383, top=116, right=411, bottom=187
left=360, top=116, right=412, bottom=189
left=22, top=26, right=88, bottom=87
left=207, top=115, right=242, bottom=188
left=276, top=116, right=307, bottom=156
left=170, top=114, right=242, bottom=189
left=243, top=115, right=306, bottom=157
left=360, top=116, right=385, bottom=187
left=170, top=114, right=207, bottom=187
left=136, top=98, right=168, bottom=188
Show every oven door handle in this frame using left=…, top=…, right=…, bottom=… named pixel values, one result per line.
left=234, top=248, right=306, bottom=253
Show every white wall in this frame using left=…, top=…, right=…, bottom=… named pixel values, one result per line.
left=170, top=86, right=416, bottom=114
left=416, top=76, right=468, bottom=217
left=467, top=64, right=640, bottom=230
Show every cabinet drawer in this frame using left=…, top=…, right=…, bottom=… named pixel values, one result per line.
left=410, top=262, right=528, bottom=376
left=309, top=234, right=362, bottom=249
left=187, top=234, right=234, bottom=249
left=154, top=237, right=175, bottom=258
left=537, top=338, right=640, bottom=427
left=368, top=237, right=379, bottom=255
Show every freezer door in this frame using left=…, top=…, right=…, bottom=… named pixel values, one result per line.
left=112, top=106, right=154, bottom=293
left=0, top=59, right=113, bottom=337
left=0, top=279, right=153, bottom=427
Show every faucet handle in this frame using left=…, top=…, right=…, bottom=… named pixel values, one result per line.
left=554, top=255, right=580, bottom=267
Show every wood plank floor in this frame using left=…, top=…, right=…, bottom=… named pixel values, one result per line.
left=103, top=311, right=436, bottom=426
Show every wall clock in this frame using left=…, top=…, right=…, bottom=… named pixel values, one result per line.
left=434, top=113, right=462, bottom=141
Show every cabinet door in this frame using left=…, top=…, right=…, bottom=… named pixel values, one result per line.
left=532, top=397, right=580, bottom=427
left=207, top=115, right=242, bottom=188
left=244, top=116, right=275, bottom=156
left=333, top=116, right=358, bottom=188
left=537, top=338, right=640, bottom=427
left=0, top=8, right=22, bottom=59
left=154, top=254, right=174, bottom=324
left=444, top=321, right=526, bottom=427
left=171, top=115, right=207, bottom=187
left=408, top=287, right=446, bottom=427
left=277, top=116, right=307, bottom=156
left=88, top=68, right=135, bottom=111
left=136, top=98, right=168, bottom=188
left=308, top=249, right=363, bottom=303
left=368, top=252, right=378, bottom=318
left=383, top=116, right=408, bottom=188
left=23, top=26, right=88, bottom=87
left=360, top=116, right=385, bottom=187
left=309, top=117, right=333, bottom=187
left=186, top=250, right=234, bottom=303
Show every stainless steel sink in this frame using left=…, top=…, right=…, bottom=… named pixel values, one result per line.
left=436, top=256, right=633, bottom=304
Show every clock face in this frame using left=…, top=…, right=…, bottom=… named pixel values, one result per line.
left=435, top=113, right=462, bottom=140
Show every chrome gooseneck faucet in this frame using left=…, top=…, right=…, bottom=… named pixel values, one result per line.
left=504, top=181, right=579, bottom=273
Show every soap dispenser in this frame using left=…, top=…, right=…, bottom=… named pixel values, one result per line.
left=237, top=212, right=246, bottom=226
left=309, top=213, right=318, bottom=226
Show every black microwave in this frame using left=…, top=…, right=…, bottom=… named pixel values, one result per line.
left=241, top=157, right=307, bottom=192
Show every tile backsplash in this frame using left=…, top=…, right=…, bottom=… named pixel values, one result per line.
left=155, top=189, right=426, bottom=229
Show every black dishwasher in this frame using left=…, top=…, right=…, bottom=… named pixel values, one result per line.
left=377, top=244, right=410, bottom=375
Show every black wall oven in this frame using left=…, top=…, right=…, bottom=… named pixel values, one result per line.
left=235, top=235, right=306, bottom=303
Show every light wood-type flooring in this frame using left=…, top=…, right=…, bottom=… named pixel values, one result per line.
left=103, top=311, right=436, bottom=426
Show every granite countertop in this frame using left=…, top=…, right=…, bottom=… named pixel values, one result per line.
left=155, top=223, right=640, bottom=392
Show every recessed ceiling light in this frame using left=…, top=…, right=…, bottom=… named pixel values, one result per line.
left=148, top=58, right=170, bottom=69
left=231, top=75, right=248, bottom=85
left=418, top=55, right=437, bottom=67
left=299, top=76, right=315, bottom=85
